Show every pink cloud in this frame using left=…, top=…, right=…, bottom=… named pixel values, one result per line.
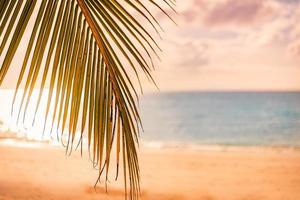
left=170, top=1, right=207, bottom=23
left=203, top=0, right=278, bottom=27
left=193, top=0, right=207, bottom=9
left=182, top=10, right=199, bottom=22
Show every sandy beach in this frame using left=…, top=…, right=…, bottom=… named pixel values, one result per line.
left=0, top=141, right=300, bottom=200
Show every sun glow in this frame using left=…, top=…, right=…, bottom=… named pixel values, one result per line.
left=0, top=89, right=67, bottom=142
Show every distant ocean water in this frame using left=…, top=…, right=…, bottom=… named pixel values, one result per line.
left=140, top=92, right=300, bottom=147
left=0, top=90, right=300, bottom=147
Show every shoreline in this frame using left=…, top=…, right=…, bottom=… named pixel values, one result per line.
left=1, top=136, right=300, bottom=153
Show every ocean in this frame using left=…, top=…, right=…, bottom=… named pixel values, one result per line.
left=140, top=92, right=300, bottom=147
left=0, top=90, right=300, bottom=147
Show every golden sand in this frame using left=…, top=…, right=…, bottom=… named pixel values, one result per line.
left=0, top=142, right=300, bottom=200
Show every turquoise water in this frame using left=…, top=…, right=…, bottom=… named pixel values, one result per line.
left=140, top=92, right=300, bottom=147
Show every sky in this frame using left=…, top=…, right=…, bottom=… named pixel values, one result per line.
left=1, top=0, right=300, bottom=92
left=142, top=0, right=300, bottom=92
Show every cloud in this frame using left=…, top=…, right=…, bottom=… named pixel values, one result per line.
left=181, top=0, right=207, bottom=22
left=276, top=0, right=299, bottom=4
left=181, top=10, right=199, bottom=22
left=288, top=41, right=300, bottom=57
left=203, top=0, right=279, bottom=27
left=159, top=39, right=211, bottom=72
left=178, top=42, right=210, bottom=69
left=143, top=0, right=300, bottom=92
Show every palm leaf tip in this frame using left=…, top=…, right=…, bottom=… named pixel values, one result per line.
left=0, top=0, right=175, bottom=199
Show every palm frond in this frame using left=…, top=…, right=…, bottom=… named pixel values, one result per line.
left=0, top=0, right=175, bottom=199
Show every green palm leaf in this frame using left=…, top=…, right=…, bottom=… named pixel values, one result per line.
left=0, top=0, right=175, bottom=199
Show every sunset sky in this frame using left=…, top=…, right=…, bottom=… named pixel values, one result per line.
left=143, top=0, right=300, bottom=92
left=1, top=0, right=300, bottom=92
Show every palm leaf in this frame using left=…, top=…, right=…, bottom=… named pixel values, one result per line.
left=0, top=0, right=175, bottom=199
